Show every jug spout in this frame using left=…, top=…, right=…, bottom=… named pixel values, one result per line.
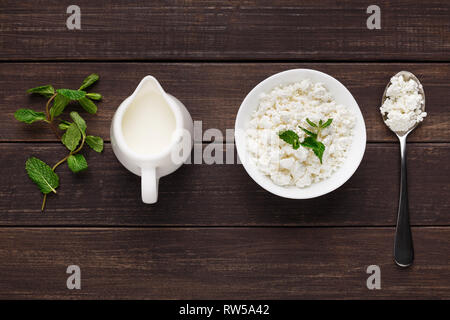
left=132, top=75, right=167, bottom=101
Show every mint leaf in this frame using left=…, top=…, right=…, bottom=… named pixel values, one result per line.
left=61, top=123, right=81, bottom=151
left=86, top=135, right=103, bottom=153
left=320, top=118, right=333, bottom=129
left=14, top=109, right=46, bottom=124
left=67, top=154, right=88, bottom=173
left=301, top=136, right=325, bottom=164
left=79, top=74, right=99, bottom=90
left=313, top=143, right=325, bottom=164
left=25, top=157, right=59, bottom=194
left=306, top=118, right=317, bottom=128
left=58, top=121, right=70, bottom=130
left=281, top=118, right=332, bottom=164
left=78, top=97, right=97, bottom=114
left=279, top=130, right=300, bottom=150
left=27, top=85, right=55, bottom=98
left=86, top=93, right=102, bottom=100
left=299, top=126, right=317, bottom=139
left=50, top=93, right=70, bottom=118
left=56, top=88, right=86, bottom=100
left=70, top=111, right=87, bottom=135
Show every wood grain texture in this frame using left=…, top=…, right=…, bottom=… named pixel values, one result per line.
left=1, top=63, right=449, bottom=143
left=0, top=227, right=448, bottom=299
left=0, top=143, right=448, bottom=226
left=1, top=0, right=449, bottom=300
left=0, top=0, right=449, bottom=61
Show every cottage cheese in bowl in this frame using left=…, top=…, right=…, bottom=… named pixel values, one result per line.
left=235, top=69, right=366, bottom=199
left=246, top=80, right=356, bottom=188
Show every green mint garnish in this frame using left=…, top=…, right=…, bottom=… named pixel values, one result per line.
left=67, top=154, right=88, bottom=173
left=305, top=118, right=317, bottom=128
left=298, top=126, right=317, bottom=139
left=86, top=135, right=104, bottom=153
left=61, top=122, right=82, bottom=152
left=320, top=118, right=333, bottom=129
left=14, top=109, right=47, bottom=124
left=279, top=130, right=300, bottom=150
left=300, top=136, right=326, bottom=164
left=79, top=73, right=99, bottom=90
left=70, top=111, right=87, bottom=135
left=50, top=93, right=70, bottom=119
left=25, top=157, right=59, bottom=194
left=78, top=96, right=98, bottom=114
left=56, top=88, right=86, bottom=100
left=14, top=74, right=104, bottom=211
left=86, top=92, right=102, bottom=100
left=58, top=120, right=70, bottom=130
left=279, top=118, right=333, bottom=164
left=26, top=85, right=55, bottom=98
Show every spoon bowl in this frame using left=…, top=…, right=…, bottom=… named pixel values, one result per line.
left=381, top=71, right=426, bottom=138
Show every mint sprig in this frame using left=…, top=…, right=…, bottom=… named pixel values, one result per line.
left=279, top=118, right=333, bottom=164
left=14, top=74, right=104, bottom=211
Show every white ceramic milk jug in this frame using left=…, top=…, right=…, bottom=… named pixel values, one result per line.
left=110, top=76, right=193, bottom=204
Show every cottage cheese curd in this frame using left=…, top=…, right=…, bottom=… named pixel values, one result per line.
left=246, top=80, right=355, bottom=188
left=380, top=74, right=426, bottom=132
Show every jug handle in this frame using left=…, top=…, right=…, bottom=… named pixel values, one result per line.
left=141, top=167, right=158, bottom=204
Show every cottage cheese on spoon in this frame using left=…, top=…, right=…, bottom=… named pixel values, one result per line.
left=246, top=80, right=355, bottom=188
left=380, top=74, right=426, bottom=132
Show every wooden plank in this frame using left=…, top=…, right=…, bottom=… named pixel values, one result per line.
left=0, top=0, right=449, bottom=61
left=0, top=143, right=448, bottom=226
left=1, top=63, right=449, bottom=143
left=0, top=227, right=448, bottom=299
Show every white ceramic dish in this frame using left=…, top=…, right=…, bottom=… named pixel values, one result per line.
left=235, top=69, right=366, bottom=199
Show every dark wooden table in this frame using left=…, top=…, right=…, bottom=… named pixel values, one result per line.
left=0, top=1, right=449, bottom=299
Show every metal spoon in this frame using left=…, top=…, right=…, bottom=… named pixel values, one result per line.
left=381, top=71, right=425, bottom=268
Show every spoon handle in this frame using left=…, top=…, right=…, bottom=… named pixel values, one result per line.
left=394, top=135, right=414, bottom=267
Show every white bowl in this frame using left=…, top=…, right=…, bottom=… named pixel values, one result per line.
left=235, top=69, right=366, bottom=199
